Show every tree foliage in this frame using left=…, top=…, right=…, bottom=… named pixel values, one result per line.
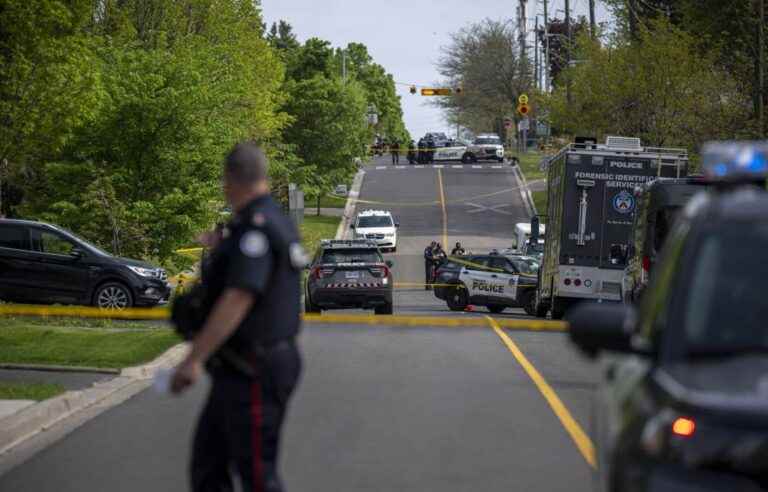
left=434, top=19, right=532, bottom=136
left=543, top=21, right=751, bottom=152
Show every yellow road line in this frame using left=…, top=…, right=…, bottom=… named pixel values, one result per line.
left=485, top=315, right=596, bottom=469
left=437, top=169, right=448, bottom=246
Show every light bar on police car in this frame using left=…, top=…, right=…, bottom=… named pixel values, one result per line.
left=701, top=141, right=768, bottom=180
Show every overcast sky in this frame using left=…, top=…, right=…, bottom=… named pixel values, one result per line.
left=262, top=0, right=612, bottom=140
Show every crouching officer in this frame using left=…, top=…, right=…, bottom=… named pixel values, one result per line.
left=171, top=142, right=304, bottom=492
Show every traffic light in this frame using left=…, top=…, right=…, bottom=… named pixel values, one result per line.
left=455, top=86, right=463, bottom=95
left=517, top=103, right=530, bottom=116
left=421, top=88, right=452, bottom=96
left=410, top=85, right=417, bottom=95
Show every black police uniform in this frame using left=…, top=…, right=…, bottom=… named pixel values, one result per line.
left=192, top=194, right=303, bottom=492
left=390, top=141, right=400, bottom=164
left=424, top=245, right=434, bottom=290
left=425, top=137, right=435, bottom=163
left=417, top=138, right=426, bottom=164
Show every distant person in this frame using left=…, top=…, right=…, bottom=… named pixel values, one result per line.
left=407, top=140, right=417, bottom=164
left=451, top=242, right=466, bottom=256
left=417, top=138, right=426, bottom=164
left=425, top=136, right=436, bottom=163
left=424, top=241, right=436, bottom=290
left=390, top=140, right=400, bottom=165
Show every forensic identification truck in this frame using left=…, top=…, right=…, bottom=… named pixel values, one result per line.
left=535, top=136, right=688, bottom=319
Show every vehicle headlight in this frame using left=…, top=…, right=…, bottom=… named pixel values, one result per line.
left=128, top=266, right=157, bottom=278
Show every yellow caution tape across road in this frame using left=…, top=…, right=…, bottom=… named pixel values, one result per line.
left=0, top=303, right=567, bottom=331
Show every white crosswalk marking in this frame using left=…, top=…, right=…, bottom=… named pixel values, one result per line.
left=472, top=165, right=481, bottom=169
left=491, top=165, right=502, bottom=169
left=415, top=165, right=424, bottom=168
left=452, top=165, right=463, bottom=169
left=395, top=166, right=405, bottom=169
left=433, top=165, right=444, bottom=169
left=376, top=166, right=386, bottom=170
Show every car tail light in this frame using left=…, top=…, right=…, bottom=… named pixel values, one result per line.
left=312, top=267, right=334, bottom=279
left=564, top=278, right=571, bottom=286
left=574, top=279, right=582, bottom=286
left=370, top=265, right=389, bottom=278
left=672, top=417, right=695, bottom=437
left=642, top=255, right=651, bottom=273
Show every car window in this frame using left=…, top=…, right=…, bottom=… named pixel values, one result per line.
left=474, top=138, right=501, bottom=145
left=465, top=256, right=489, bottom=271
left=37, top=231, right=77, bottom=255
left=0, top=225, right=29, bottom=250
left=488, top=257, right=513, bottom=273
left=321, top=249, right=382, bottom=264
left=356, top=216, right=393, bottom=228
left=509, top=257, right=538, bottom=275
left=680, top=224, right=768, bottom=355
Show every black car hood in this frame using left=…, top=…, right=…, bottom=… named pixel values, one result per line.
left=115, top=257, right=156, bottom=269
left=657, top=357, right=768, bottom=418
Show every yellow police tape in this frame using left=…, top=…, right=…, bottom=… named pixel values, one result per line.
left=336, top=183, right=528, bottom=208
left=0, top=304, right=566, bottom=331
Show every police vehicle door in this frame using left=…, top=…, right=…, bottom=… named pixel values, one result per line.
left=461, top=257, right=512, bottom=301
left=486, top=256, right=519, bottom=302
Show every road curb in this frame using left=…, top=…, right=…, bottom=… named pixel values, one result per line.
left=0, top=364, right=120, bottom=375
left=0, top=342, right=189, bottom=457
left=512, top=164, right=537, bottom=216
left=335, top=169, right=366, bottom=240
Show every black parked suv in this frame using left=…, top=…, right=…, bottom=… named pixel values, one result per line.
left=305, top=239, right=393, bottom=314
left=0, top=219, right=170, bottom=308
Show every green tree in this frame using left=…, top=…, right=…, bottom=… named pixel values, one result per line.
left=544, top=22, right=749, bottom=154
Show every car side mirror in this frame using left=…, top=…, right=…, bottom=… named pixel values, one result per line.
left=69, top=248, right=84, bottom=259
left=395, top=222, right=400, bottom=228
left=350, top=224, right=356, bottom=229
left=385, top=260, right=394, bottom=268
left=566, top=303, right=641, bottom=358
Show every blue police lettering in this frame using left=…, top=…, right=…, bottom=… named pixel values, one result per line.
left=472, top=279, right=504, bottom=294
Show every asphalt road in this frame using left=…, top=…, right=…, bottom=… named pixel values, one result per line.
left=0, top=155, right=599, bottom=491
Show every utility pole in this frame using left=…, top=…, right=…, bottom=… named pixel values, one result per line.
left=535, top=16, right=540, bottom=90
left=628, top=0, right=638, bottom=40
left=519, top=0, right=527, bottom=67
left=342, top=49, right=347, bottom=85
left=759, top=0, right=765, bottom=136
left=543, top=0, right=549, bottom=92
left=589, top=0, right=596, bottom=37
left=565, top=0, right=572, bottom=105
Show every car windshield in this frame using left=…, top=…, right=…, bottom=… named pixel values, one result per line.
left=682, top=223, right=768, bottom=356
left=509, top=257, right=538, bottom=275
left=475, top=138, right=501, bottom=145
left=357, top=216, right=393, bottom=228
left=321, top=249, right=382, bottom=264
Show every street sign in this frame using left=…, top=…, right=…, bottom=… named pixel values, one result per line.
left=518, top=118, right=530, bottom=132
left=504, top=119, right=513, bottom=129
left=517, top=103, right=530, bottom=116
left=518, top=94, right=529, bottom=104
left=421, top=88, right=452, bottom=96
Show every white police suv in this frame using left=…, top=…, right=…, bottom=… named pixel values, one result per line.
left=350, top=210, right=399, bottom=252
left=463, top=134, right=505, bottom=163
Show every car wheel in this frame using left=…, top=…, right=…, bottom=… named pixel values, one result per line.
left=498, top=157, right=505, bottom=163
left=375, top=302, right=393, bottom=315
left=94, top=282, right=133, bottom=309
left=551, top=296, right=567, bottom=320
left=446, top=285, right=469, bottom=311
left=486, top=304, right=505, bottom=314
left=534, top=290, right=549, bottom=318
left=304, top=294, right=321, bottom=314
left=521, top=292, right=536, bottom=316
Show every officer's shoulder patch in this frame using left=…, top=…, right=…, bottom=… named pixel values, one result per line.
left=252, top=213, right=267, bottom=227
left=239, top=231, right=269, bottom=258
left=289, top=242, right=309, bottom=269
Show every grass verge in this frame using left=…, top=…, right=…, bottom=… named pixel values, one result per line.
left=532, top=190, right=548, bottom=215
left=513, top=150, right=547, bottom=182
left=0, top=382, right=66, bottom=400
left=0, top=321, right=180, bottom=368
left=306, top=194, right=348, bottom=209
left=300, top=215, right=341, bottom=251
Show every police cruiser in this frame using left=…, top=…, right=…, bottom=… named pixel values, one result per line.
left=305, top=239, right=394, bottom=314
left=443, top=252, right=538, bottom=315
left=350, top=210, right=399, bottom=252
left=535, top=136, right=688, bottom=319
left=463, top=133, right=505, bottom=163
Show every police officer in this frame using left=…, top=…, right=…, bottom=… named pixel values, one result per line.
left=451, top=241, right=465, bottom=256
left=424, top=241, right=436, bottom=290
left=390, top=139, right=400, bottom=165
left=407, top=140, right=416, bottom=164
left=425, top=135, right=436, bottom=163
left=171, top=143, right=304, bottom=492
left=417, top=137, right=426, bottom=164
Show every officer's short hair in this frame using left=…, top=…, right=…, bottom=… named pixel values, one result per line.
left=225, top=142, right=268, bottom=184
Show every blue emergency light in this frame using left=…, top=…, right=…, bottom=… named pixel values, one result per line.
left=702, top=141, right=768, bottom=180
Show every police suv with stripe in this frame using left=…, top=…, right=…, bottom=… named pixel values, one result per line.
left=305, top=239, right=394, bottom=314
left=444, top=252, right=538, bottom=315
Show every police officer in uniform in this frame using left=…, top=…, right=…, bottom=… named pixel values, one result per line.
left=424, top=241, right=436, bottom=290
left=390, top=139, right=400, bottom=165
left=425, top=135, right=436, bottom=163
left=417, top=138, right=426, bottom=164
left=171, top=143, right=304, bottom=492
